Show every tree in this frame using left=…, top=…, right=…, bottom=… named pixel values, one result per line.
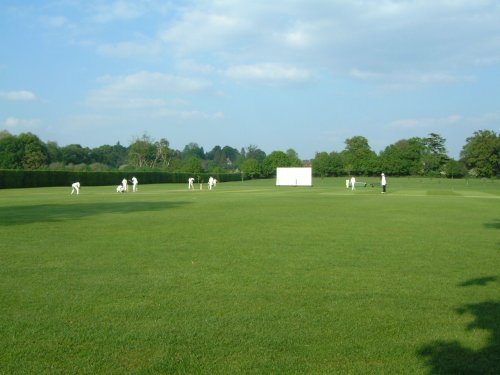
left=379, top=138, right=425, bottom=176
left=241, top=158, right=261, bottom=178
left=312, top=152, right=332, bottom=177
left=0, top=133, right=23, bottom=168
left=222, top=146, right=239, bottom=164
left=421, top=133, right=449, bottom=176
left=0, top=130, right=11, bottom=139
left=341, top=136, right=378, bottom=175
left=46, top=141, right=62, bottom=165
left=329, top=152, right=344, bottom=176
left=261, top=151, right=290, bottom=177
left=182, top=142, right=204, bottom=160
left=18, top=132, right=48, bottom=169
left=245, top=145, right=266, bottom=162
left=0, top=132, right=48, bottom=169
left=460, top=130, right=499, bottom=177
left=90, top=142, right=128, bottom=168
left=127, top=134, right=156, bottom=168
left=206, top=145, right=226, bottom=167
left=444, top=159, right=467, bottom=178
left=181, top=156, right=204, bottom=174
left=61, top=144, right=90, bottom=165
left=153, top=138, right=172, bottom=168
left=286, top=148, right=303, bottom=167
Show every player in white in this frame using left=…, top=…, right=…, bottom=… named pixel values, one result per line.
left=212, top=178, right=217, bottom=187
left=71, top=182, right=80, bottom=195
left=350, top=176, right=356, bottom=191
left=188, top=177, right=195, bottom=190
left=122, top=178, right=128, bottom=192
left=381, top=173, right=387, bottom=193
left=116, top=185, right=124, bottom=193
left=208, top=176, right=214, bottom=190
left=131, top=176, right=138, bottom=192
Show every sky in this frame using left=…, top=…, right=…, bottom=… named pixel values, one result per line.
left=1, top=0, right=499, bottom=160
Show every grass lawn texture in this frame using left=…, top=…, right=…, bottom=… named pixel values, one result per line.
left=1, top=177, right=499, bottom=374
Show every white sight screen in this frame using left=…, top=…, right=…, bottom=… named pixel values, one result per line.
left=276, top=167, right=312, bottom=186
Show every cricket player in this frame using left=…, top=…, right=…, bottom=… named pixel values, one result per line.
left=71, top=182, right=80, bottom=195
left=131, top=176, right=138, bottom=192
left=188, top=177, right=195, bottom=190
left=122, top=178, right=128, bottom=192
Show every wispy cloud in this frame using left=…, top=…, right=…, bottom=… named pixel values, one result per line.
left=82, top=71, right=222, bottom=122
left=90, top=1, right=146, bottom=23
left=157, top=1, right=500, bottom=84
left=85, top=71, right=212, bottom=109
left=3, top=116, right=41, bottom=129
left=160, top=11, right=250, bottom=54
left=225, top=63, right=313, bottom=84
left=96, top=40, right=163, bottom=59
left=389, top=115, right=463, bottom=130
left=0, top=90, right=37, bottom=101
left=40, top=15, right=68, bottom=28
left=350, top=68, right=383, bottom=80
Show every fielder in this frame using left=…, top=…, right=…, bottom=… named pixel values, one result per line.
left=116, top=185, right=125, bottom=193
left=131, top=176, right=138, bottom=192
left=71, top=182, right=80, bottom=195
left=188, top=177, right=195, bottom=190
left=350, top=176, right=356, bottom=191
left=122, top=178, right=128, bottom=192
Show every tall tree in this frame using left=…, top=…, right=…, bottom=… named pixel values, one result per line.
left=206, top=145, right=226, bottom=167
left=421, top=133, right=449, bottom=176
left=379, top=138, right=425, bottom=176
left=329, top=152, right=344, bottom=176
left=460, top=130, right=499, bottom=177
left=245, top=145, right=266, bottom=162
left=0, top=133, right=23, bottom=168
left=341, top=136, right=378, bottom=175
left=241, top=158, right=261, bottom=178
left=222, top=146, right=239, bottom=159
left=182, top=142, right=204, bottom=160
left=286, top=148, right=303, bottom=167
left=0, top=132, right=49, bottom=169
left=127, top=134, right=156, bottom=168
left=262, top=151, right=290, bottom=177
left=18, top=132, right=48, bottom=169
left=46, top=141, right=62, bottom=164
left=312, top=152, right=333, bottom=177
left=61, top=144, right=90, bottom=165
left=153, top=138, right=172, bottom=168
left=181, top=156, right=204, bottom=174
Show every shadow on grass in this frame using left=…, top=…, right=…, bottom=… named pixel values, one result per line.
left=459, top=276, right=497, bottom=287
left=0, top=201, right=189, bottom=226
left=418, top=276, right=500, bottom=375
left=484, top=219, right=500, bottom=230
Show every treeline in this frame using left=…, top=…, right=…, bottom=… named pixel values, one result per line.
left=0, top=129, right=499, bottom=178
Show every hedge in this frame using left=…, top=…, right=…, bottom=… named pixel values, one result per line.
left=0, top=170, right=246, bottom=189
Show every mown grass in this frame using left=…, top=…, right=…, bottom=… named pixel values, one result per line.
left=0, top=177, right=499, bottom=374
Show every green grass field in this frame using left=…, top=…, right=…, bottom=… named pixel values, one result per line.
left=1, top=177, right=499, bottom=374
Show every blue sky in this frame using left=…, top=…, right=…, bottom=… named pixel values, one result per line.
left=1, top=0, right=499, bottom=159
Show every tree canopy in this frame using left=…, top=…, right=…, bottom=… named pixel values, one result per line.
left=0, top=129, right=498, bottom=178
